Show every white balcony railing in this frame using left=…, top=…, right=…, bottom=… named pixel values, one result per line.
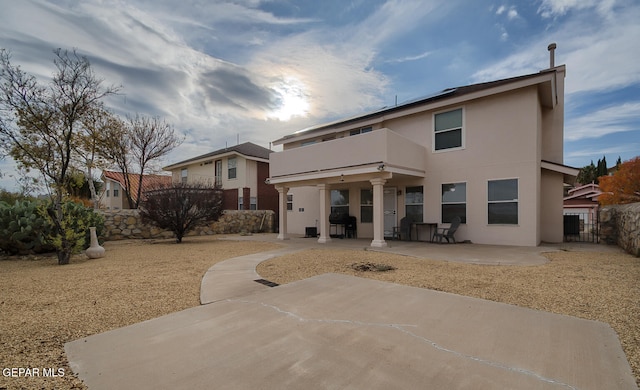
left=269, top=128, right=426, bottom=181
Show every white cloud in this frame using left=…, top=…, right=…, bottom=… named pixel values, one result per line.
left=386, top=51, right=432, bottom=64
left=538, top=0, right=617, bottom=18
left=472, top=2, right=640, bottom=96
left=565, top=102, right=640, bottom=141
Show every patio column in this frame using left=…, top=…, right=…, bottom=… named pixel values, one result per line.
left=370, top=178, right=387, bottom=247
left=276, top=185, right=289, bottom=240
left=317, top=183, right=332, bottom=244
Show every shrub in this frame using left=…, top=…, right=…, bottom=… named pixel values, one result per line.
left=38, top=200, right=105, bottom=255
left=0, top=199, right=104, bottom=256
left=0, top=200, right=53, bottom=255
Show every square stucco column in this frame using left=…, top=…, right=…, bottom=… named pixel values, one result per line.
left=370, top=178, right=387, bottom=247
left=276, top=186, right=289, bottom=240
left=317, top=183, right=332, bottom=244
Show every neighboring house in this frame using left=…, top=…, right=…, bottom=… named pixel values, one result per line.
left=563, top=183, right=602, bottom=232
left=99, top=171, right=172, bottom=209
left=268, top=46, right=578, bottom=247
left=163, top=142, right=278, bottom=212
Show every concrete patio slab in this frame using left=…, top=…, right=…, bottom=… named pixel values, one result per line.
left=66, top=273, right=636, bottom=390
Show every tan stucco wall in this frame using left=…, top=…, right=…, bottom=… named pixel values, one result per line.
left=284, top=85, right=554, bottom=246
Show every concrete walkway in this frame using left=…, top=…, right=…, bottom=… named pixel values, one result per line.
left=65, top=236, right=637, bottom=390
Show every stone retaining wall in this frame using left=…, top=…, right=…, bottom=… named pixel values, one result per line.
left=600, top=203, right=640, bottom=257
left=101, top=209, right=275, bottom=241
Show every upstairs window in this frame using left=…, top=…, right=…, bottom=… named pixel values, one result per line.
left=350, top=126, right=373, bottom=136
left=434, top=108, right=463, bottom=151
left=228, top=157, right=237, bottom=179
left=181, top=168, right=188, bottom=184
left=215, top=160, right=222, bottom=186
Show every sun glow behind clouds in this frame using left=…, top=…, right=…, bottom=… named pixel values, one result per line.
left=269, top=77, right=310, bottom=121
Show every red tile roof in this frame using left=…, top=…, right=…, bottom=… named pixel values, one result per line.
left=102, top=171, right=172, bottom=203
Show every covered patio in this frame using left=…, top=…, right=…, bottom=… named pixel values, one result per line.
left=268, top=128, right=426, bottom=248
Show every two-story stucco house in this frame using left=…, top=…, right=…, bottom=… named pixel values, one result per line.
left=268, top=47, right=578, bottom=247
left=163, top=142, right=278, bottom=212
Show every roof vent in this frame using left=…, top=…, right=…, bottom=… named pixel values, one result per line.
left=548, top=43, right=557, bottom=68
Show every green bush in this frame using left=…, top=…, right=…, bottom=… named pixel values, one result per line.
left=0, top=200, right=53, bottom=255
left=38, top=201, right=105, bottom=255
left=0, top=200, right=104, bottom=255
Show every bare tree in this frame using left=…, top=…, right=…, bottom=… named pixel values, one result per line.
left=129, top=114, right=183, bottom=208
left=139, top=182, right=223, bottom=243
left=0, top=48, right=119, bottom=264
left=97, top=114, right=183, bottom=209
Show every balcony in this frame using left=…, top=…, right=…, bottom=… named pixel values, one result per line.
left=269, top=128, right=426, bottom=183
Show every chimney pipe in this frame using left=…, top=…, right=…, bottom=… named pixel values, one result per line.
left=548, top=43, right=557, bottom=68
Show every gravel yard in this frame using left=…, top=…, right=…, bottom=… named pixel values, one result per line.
left=1, top=236, right=638, bottom=389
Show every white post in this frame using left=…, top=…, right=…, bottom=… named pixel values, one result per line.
left=370, top=178, right=387, bottom=247
left=317, top=183, right=332, bottom=244
left=276, top=185, right=289, bottom=240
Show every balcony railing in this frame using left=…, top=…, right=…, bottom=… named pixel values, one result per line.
left=269, top=128, right=426, bottom=181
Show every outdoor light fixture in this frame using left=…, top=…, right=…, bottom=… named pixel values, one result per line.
left=377, top=164, right=385, bottom=171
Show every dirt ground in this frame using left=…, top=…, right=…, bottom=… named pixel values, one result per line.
left=1, top=236, right=638, bottom=389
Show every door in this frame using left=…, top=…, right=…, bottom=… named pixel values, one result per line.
left=383, top=187, right=397, bottom=238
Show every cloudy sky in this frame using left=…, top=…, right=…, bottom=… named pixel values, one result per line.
left=0, top=0, right=639, bottom=191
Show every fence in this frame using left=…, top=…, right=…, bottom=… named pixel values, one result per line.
left=563, top=211, right=599, bottom=243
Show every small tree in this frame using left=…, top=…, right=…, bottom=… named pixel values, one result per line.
left=139, top=182, right=223, bottom=243
left=598, top=157, right=640, bottom=205
left=0, top=48, right=118, bottom=264
left=576, top=161, right=597, bottom=185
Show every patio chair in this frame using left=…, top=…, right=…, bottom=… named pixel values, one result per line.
left=433, top=216, right=461, bottom=244
left=392, top=217, right=412, bottom=240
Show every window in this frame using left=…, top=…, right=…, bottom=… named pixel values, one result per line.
left=405, top=186, right=424, bottom=222
left=350, top=126, right=373, bottom=136
left=330, top=189, right=349, bottom=217
left=113, top=189, right=119, bottom=197
left=215, top=160, right=222, bottom=186
left=250, top=197, right=257, bottom=210
left=228, top=157, right=237, bottom=179
left=106, top=190, right=110, bottom=197
left=488, top=179, right=518, bottom=224
left=238, top=197, right=243, bottom=210
left=442, top=183, right=466, bottom=223
left=434, top=108, right=463, bottom=151
left=360, top=189, right=373, bottom=223
left=287, top=194, right=293, bottom=211
left=181, top=168, right=188, bottom=184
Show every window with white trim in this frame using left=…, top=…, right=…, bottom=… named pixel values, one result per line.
left=228, top=157, right=237, bottom=179
left=405, top=186, right=424, bottom=222
left=350, top=126, right=373, bottom=136
left=442, top=183, right=466, bottom=223
left=181, top=168, right=188, bottom=184
left=488, top=179, right=518, bottom=224
left=286, top=194, right=293, bottom=211
left=434, top=108, right=463, bottom=151
left=360, top=189, right=373, bottom=223
left=330, top=189, right=349, bottom=217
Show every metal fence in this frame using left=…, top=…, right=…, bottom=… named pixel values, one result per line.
left=563, top=212, right=600, bottom=243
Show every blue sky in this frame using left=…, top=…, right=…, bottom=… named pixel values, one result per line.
left=0, top=0, right=639, bottom=191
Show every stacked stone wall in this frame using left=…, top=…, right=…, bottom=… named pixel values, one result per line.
left=599, top=203, right=640, bottom=257
left=101, top=209, right=275, bottom=241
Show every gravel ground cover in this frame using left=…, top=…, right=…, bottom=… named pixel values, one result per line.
left=0, top=237, right=280, bottom=390
left=1, top=237, right=638, bottom=389
left=257, top=247, right=640, bottom=386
